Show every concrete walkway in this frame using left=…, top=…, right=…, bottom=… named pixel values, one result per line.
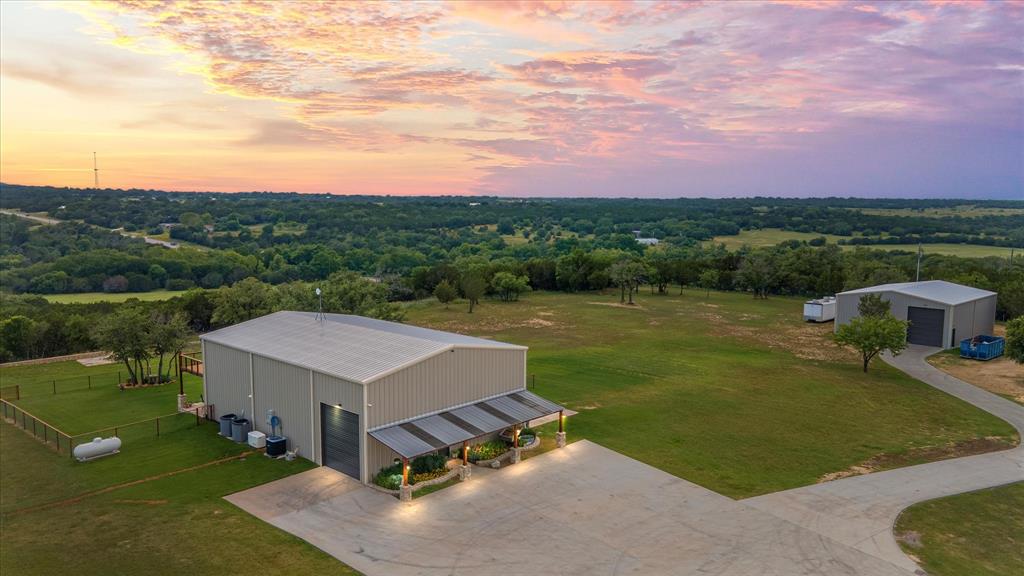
left=228, top=441, right=920, bottom=576
left=745, top=345, right=1024, bottom=573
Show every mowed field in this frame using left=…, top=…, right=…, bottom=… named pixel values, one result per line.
left=895, top=482, right=1024, bottom=576
left=0, top=361, right=356, bottom=575
left=41, top=290, right=188, bottom=304
left=405, top=289, right=1018, bottom=498
left=710, top=228, right=1018, bottom=257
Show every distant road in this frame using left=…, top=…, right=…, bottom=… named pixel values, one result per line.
left=1, top=209, right=180, bottom=249
left=0, top=209, right=61, bottom=225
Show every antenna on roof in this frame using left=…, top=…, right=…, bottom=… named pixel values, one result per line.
left=314, top=287, right=324, bottom=322
left=93, top=152, right=99, bottom=189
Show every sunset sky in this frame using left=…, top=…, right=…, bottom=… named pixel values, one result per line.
left=1, top=1, right=1021, bottom=198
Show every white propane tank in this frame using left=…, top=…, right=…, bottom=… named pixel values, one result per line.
left=73, top=436, right=121, bottom=462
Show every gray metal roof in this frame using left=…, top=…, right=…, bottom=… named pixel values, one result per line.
left=837, top=280, right=996, bottom=306
left=368, top=390, right=563, bottom=459
left=200, top=311, right=525, bottom=384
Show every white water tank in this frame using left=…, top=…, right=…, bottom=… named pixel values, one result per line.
left=247, top=430, right=267, bottom=449
left=73, top=437, right=122, bottom=462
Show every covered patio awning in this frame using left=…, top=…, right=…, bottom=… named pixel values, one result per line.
left=369, top=389, right=563, bottom=459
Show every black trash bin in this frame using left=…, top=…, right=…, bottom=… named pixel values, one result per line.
left=231, top=417, right=251, bottom=443
left=218, top=413, right=236, bottom=437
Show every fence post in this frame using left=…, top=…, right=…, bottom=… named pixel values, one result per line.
left=52, top=380, right=56, bottom=395
left=156, top=417, right=160, bottom=437
left=15, top=385, right=19, bottom=400
left=88, top=375, right=92, bottom=389
left=44, top=425, right=47, bottom=444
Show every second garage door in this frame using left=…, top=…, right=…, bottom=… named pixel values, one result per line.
left=907, top=306, right=945, bottom=347
left=321, top=403, right=360, bottom=480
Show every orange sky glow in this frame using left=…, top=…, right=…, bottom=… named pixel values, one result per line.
left=1, top=1, right=1021, bottom=198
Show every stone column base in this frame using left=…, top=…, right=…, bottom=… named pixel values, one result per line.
left=459, top=464, right=471, bottom=481
left=177, top=394, right=188, bottom=412
left=510, top=448, right=521, bottom=464
left=555, top=431, right=566, bottom=448
left=399, top=485, right=413, bottom=502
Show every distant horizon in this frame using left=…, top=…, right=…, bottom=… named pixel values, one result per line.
left=3, top=181, right=1022, bottom=202
left=1, top=2, right=1022, bottom=198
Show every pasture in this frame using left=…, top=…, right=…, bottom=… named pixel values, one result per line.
left=405, top=289, right=1017, bottom=497
left=0, top=358, right=354, bottom=575
left=41, top=290, right=188, bottom=304
left=710, top=228, right=1017, bottom=258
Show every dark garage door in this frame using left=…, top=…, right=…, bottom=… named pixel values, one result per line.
left=321, top=404, right=360, bottom=479
left=907, top=307, right=944, bottom=347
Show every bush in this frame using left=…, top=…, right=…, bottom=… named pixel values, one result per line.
left=413, top=469, right=448, bottom=484
left=468, top=440, right=508, bottom=462
left=411, top=453, right=447, bottom=475
left=373, top=463, right=404, bottom=489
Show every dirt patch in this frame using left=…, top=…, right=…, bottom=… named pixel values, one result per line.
left=588, top=301, right=646, bottom=310
left=895, top=530, right=923, bottom=549
left=428, top=317, right=569, bottom=334
left=818, top=436, right=1018, bottom=483
left=524, top=318, right=554, bottom=327
left=695, top=310, right=857, bottom=362
left=113, top=499, right=168, bottom=505
left=928, top=354, right=1024, bottom=405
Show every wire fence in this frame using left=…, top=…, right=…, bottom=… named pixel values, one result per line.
left=68, top=410, right=206, bottom=452
left=1, top=399, right=71, bottom=454
left=1, top=398, right=208, bottom=458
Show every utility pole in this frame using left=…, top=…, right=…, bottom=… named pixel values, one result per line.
left=915, top=243, right=923, bottom=282
left=93, top=152, right=99, bottom=188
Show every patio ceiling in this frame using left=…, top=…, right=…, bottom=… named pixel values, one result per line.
left=369, top=390, right=563, bottom=459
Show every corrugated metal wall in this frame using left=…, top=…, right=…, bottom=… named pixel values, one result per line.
left=203, top=341, right=250, bottom=419
left=367, top=435, right=400, bottom=478
left=252, top=355, right=313, bottom=458
left=312, top=372, right=364, bottom=478
left=953, top=295, right=997, bottom=344
left=366, top=348, right=526, bottom=429
left=836, top=291, right=955, bottom=347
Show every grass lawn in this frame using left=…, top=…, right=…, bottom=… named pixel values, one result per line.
left=710, top=228, right=1017, bottom=257
left=0, top=425, right=356, bottom=576
left=41, top=289, right=188, bottom=304
left=405, top=290, right=1017, bottom=498
left=894, top=482, right=1024, bottom=576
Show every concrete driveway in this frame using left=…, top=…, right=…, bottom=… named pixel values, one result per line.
left=228, top=441, right=917, bottom=576
left=745, top=345, right=1024, bottom=573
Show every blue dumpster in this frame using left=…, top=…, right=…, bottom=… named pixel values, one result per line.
left=959, top=335, right=1005, bottom=360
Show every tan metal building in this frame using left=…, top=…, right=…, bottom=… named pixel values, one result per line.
left=200, top=311, right=560, bottom=484
left=835, top=280, right=997, bottom=348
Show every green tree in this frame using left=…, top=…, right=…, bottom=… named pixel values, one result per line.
left=461, top=273, right=486, bottom=313
left=0, top=316, right=36, bottom=361
left=834, top=314, right=909, bottom=372
left=699, top=269, right=720, bottom=298
left=150, top=312, right=190, bottom=387
left=433, top=279, right=457, bottom=308
left=491, top=272, right=530, bottom=302
left=321, top=271, right=404, bottom=321
left=736, top=250, right=776, bottom=299
left=857, top=293, right=891, bottom=318
left=211, top=277, right=275, bottom=326
left=95, top=306, right=152, bottom=385
left=1006, top=316, right=1024, bottom=364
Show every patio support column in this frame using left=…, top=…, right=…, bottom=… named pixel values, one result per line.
left=556, top=410, right=566, bottom=448
left=459, top=441, right=471, bottom=481
left=400, top=457, right=412, bottom=501
left=510, top=424, right=521, bottom=464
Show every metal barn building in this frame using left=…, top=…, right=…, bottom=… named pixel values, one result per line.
left=200, top=311, right=562, bottom=484
left=835, top=280, right=997, bottom=348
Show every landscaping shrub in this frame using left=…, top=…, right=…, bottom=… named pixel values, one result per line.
left=413, top=469, right=449, bottom=484
left=468, top=440, right=507, bottom=462
left=373, top=463, right=404, bottom=489
left=411, top=453, right=447, bottom=475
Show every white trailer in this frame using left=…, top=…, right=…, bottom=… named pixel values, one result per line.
left=803, top=297, right=837, bottom=322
